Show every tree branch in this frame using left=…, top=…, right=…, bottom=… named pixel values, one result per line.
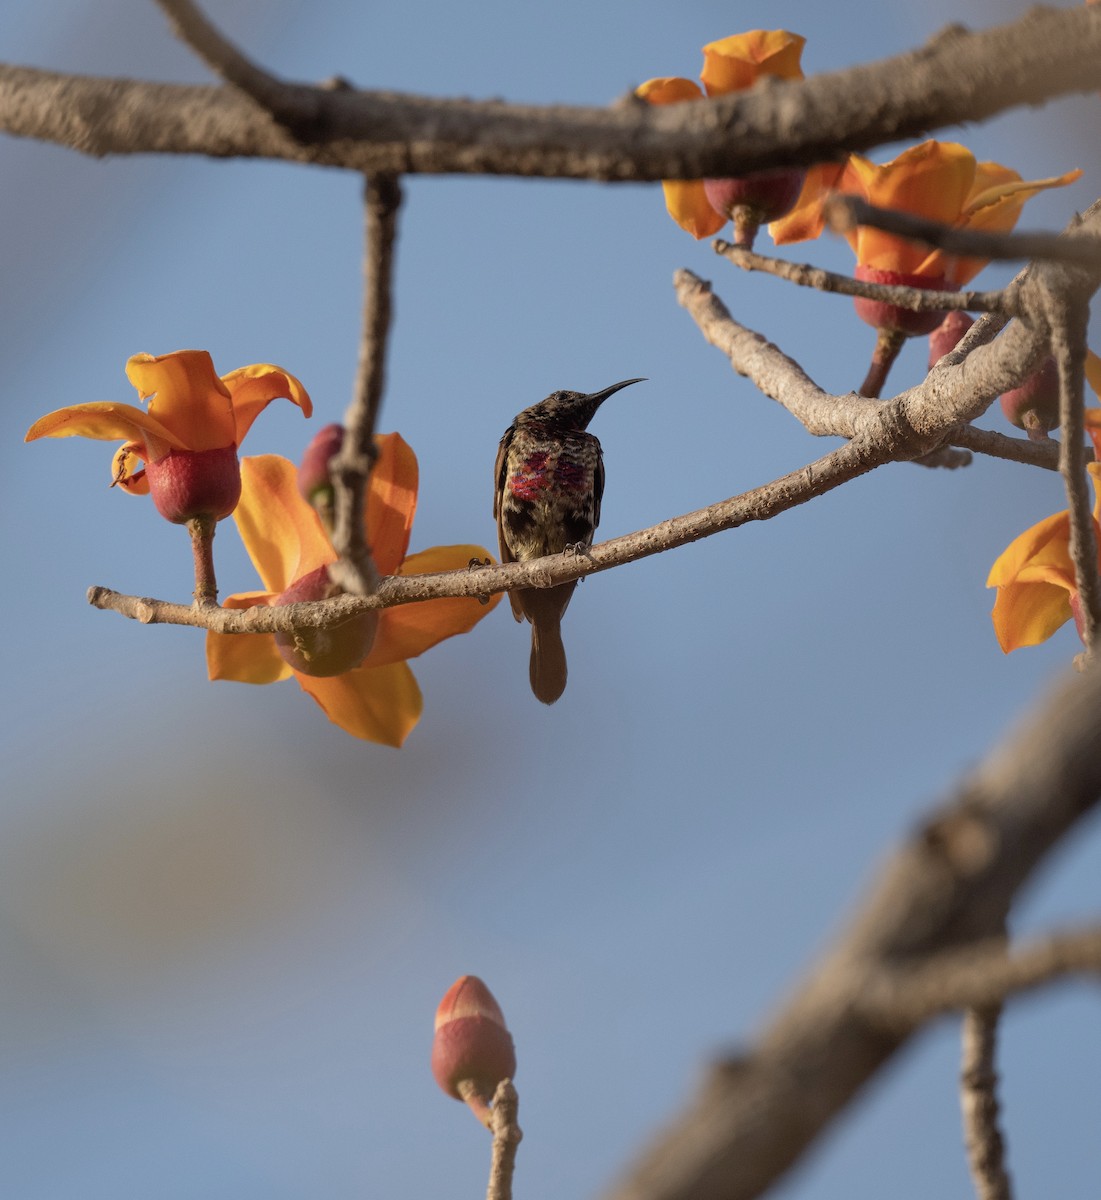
left=714, top=241, right=1008, bottom=316
left=603, top=663, right=1101, bottom=1200
left=328, top=173, right=403, bottom=596
left=486, top=1081, right=522, bottom=1200
left=1, top=8, right=1099, bottom=176
left=154, top=0, right=322, bottom=129
left=825, top=195, right=1101, bottom=273
left=960, top=1005, right=1013, bottom=1200
left=857, top=926, right=1101, bottom=1027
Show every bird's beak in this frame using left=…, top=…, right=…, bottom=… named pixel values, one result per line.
left=587, top=378, right=646, bottom=404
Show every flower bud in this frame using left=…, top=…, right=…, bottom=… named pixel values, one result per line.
left=927, top=311, right=975, bottom=369
left=703, top=168, right=806, bottom=247
left=1000, top=356, right=1060, bottom=441
left=853, top=266, right=954, bottom=337
left=298, top=423, right=345, bottom=503
left=142, top=445, right=242, bottom=524
left=431, top=975, right=516, bottom=1108
left=272, top=564, right=378, bottom=676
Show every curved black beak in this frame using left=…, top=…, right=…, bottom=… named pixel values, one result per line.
left=587, top=378, right=647, bottom=404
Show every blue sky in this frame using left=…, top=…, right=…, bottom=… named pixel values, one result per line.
left=1, top=2, right=1098, bottom=1197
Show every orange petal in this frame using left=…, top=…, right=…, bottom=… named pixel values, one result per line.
left=110, top=441, right=151, bottom=495
left=986, top=510, right=1073, bottom=588
left=125, top=350, right=236, bottom=452
left=635, top=76, right=705, bottom=105
left=1085, top=406, right=1101, bottom=461
left=234, top=455, right=335, bottom=594
left=25, top=401, right=183, bottom=463
left=1086, top=350, right=1101, bottom=401
left=366, top=544, right=502, bottom=667
left=295, top=660, right=423, bottom=746
left=634, top=78, right=724, bottom=238
left=767, top=161, right=847, bottom=245
left=847, top=142, right=976, bottom=274
left=660, top=179, right=726, bottom=239
left=991, top=577, right=1073, bottom=651
left=206, top=592, right=293, bottom=684
left=928, top=165, right=1082, bottom=285
left=700, top=30, right=805, bottom=96
left=366, top=433, right=418, bottom=575
left=222, top=362, right=313, bottom=445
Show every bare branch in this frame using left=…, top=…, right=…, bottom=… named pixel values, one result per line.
left=86, top=435, right=890, bottom=632
left=826, top=195, right=1101, bottom=272
left=858, top=926, right=1101, bottom=1026
left=948, top=426, right=1058, bottom=472
left=1, top=8, right=1099, bottom=176
left=154, top=0, right=322, bottom=129
left=603, top=663, right=1101, bottom=1200
left=1052, top=300, right=1101, bottom=654
left=486, top=1081, right=522, bottom=1200
left=715, top=241, right=1008, bottom=315
left=328, top=173, right=403, bottom=596
left=960, top=1006, right=1013, bottom=1200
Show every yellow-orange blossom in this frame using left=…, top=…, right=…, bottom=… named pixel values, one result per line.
left=636, top=30, right=806, bottom=240
left=770, top=140, right=1081, bottom=287
left=987, top=359, right=1101, bottom=652
left=25, top=349, right=311, bottom=523
left=207, top=436, right=500, bottom=746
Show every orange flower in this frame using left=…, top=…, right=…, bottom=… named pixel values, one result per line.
left=25, top=350, right=311, bottom=523
left=773, top=141, right=1080, bottom=284
left=772, top=141, right=1079, bottom=334
left=207, top=437, right=499, bottom=746
left=637, top=31, right=806, bottom=242
left=987, top=463, right=1101, bottom=651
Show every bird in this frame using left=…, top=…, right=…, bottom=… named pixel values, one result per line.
left=494, top=378, right=645, bottom=703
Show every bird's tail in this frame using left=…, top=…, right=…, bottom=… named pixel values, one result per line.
left=520, top=582, right=574, bottom=704
left=530, top=615, right=567, bottom=705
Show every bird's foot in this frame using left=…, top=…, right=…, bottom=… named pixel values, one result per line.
left=467, top=556, right=494, bottom=604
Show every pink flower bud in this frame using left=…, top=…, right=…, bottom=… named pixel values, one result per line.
left=853, top=266, right=954, bottom=337
left=298, top=423, right=345, bottom=504
left=927, top=311, right=975, bottom=369
left=431, top=976, right=516, bottom=1106
left=1000, top=356, right=1060, bottom=441
left=272, top=564, right=378, bottom=676
left=142, top=445, right=242, bottom=524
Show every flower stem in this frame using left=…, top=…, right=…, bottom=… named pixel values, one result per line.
left=860, top=327, right=907, bottom=397
left=187, top=515, right=219, bottom=606
left=732, top=208, right=760, bottom=250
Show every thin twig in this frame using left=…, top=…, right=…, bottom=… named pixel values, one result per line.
left=826, top=195, right=1101, bottom=271
left=948, top=426, right=1058, bottom=471
left=154, top=0, right=323, bottom=130
left=486, top=1081, right=522, bottom=1200
left=1051, top=302, right=1101, bottom=655
left=715, top=241, right=1008, bottom=315
left=961, top=1006, right=1013, bottom=1200
left=328, top=173, right=403, bottom=596
left=857, top=926, right=1101, bottom=1026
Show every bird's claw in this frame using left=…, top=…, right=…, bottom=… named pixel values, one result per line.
left=468, top=556, right=493, bottom=604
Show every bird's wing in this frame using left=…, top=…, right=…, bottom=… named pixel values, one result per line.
left=592, top=444, right=605, bottom=534
left=493, top=427, right=515, bottom=563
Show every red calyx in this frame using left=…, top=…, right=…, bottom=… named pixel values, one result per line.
left=703, top=168, right=806, bottom=248
left=298, top=423, right=345, bottom=503
left=1000, top=356, right=1060, bottom=440
left=927, top=311, right=975, bottom=369
left=853, top=266, right=956, bottom=337
left=272, top=564, right=378, bottom=676
left=143, top=445, right=242, bottom=524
